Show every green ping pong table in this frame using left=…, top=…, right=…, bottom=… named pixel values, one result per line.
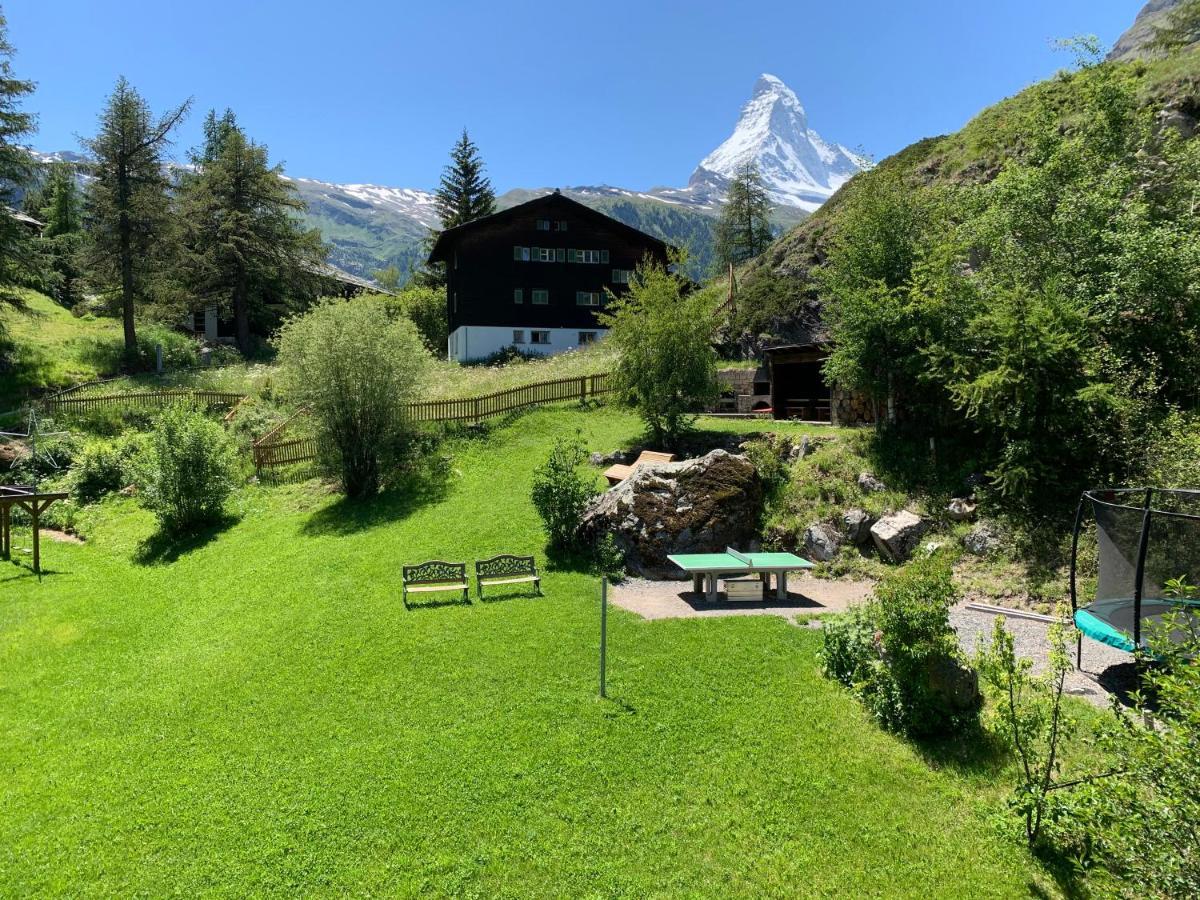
left=667, top=547, right=813, bottom=603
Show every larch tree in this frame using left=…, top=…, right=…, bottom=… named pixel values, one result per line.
left=0, top=8, right=36, bottom=319
left=38, top=161, right=85, bottom=306
left=81, top=78, right=190, bottom=362
left=179, top=114, right=326, bottom=353
left=714, top=162, right=775, bottom=271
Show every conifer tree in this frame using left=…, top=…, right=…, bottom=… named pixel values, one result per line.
left=81, top=78, right=190, bottom=361
left=434, top=129, right=495, bottom=229
left=714, top=162, right=775, bottom=271
left=0, top=9, right=37, bottom=317
left=179, top=118, right=326, bottom=352
left=37, top=162, right=85, bottom=306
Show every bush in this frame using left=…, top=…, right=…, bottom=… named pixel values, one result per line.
left=82, top=323, right=200, bottom=374
left=71, top=433, right=144, bottom=502
left=600, top=259, right=720, bottom=449
left=531, top=434, right=595, bottom=553
left=275, top=297, right=431, bottom=499
left=821, top=558, right=980, bottom=736
left=135, top=403, right=238, bottom=532
left=380, top=285, right=448, bottom=355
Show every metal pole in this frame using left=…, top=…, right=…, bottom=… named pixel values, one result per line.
left=600, top=576, right=608, bottom=699
left=1069, top=494, right=1085, bottom=670
left=1132, top=488, right=1154, bottom=651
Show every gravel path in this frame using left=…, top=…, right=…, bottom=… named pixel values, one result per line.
left=950, top=603, right=1132, bottom=708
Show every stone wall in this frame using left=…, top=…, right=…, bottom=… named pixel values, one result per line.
left=715, top=367, right=771, bottom=415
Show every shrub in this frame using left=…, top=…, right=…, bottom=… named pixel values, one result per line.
left=381, top=285, right=448, bottom=355
left=135, top=403, right=238, bottom=532
left=275, top=297, right=431, bottom=499
left=71, top=433, right=144, bottom=502
left=531, top=434, right=595, bottom=553
left=600, top=258, right=720, bottom=450
left=82, top=323, right=200, bottom=374
left=821, top=558, right=980, bottom=736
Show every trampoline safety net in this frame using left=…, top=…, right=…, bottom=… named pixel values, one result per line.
left=1073, top=488, right=1200, bottom=653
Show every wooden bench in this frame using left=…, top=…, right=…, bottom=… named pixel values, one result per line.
left=603, top=450, right=676, bottom=486
left=475, top=554, right=541, bottom=599
left=402, top=560, right=469, bottom=605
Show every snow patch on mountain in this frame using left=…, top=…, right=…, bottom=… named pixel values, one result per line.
left=286, top=177, right=441, bottom=229
left=682, top=73, right=865, bottom=212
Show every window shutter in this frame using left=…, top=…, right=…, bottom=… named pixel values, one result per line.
left=513, top=246, right=520, bottom=260
left=556, top=248, right=565, bottom=262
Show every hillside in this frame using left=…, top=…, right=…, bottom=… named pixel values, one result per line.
left=742, top=46, right=1200, bottom=316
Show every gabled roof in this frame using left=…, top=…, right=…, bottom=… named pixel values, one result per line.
left=427, top=191, right=672, bottom=263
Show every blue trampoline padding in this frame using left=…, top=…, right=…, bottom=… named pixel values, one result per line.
left=1074, top=608, right=1137, bottom=653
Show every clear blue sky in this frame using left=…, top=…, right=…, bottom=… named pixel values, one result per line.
left=8, top=0, right=1142, bottom=192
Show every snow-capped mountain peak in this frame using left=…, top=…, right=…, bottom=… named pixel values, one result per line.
left=686, top=73, right=863, bottom=212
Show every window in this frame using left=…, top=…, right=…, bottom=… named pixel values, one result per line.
left=512, top=330, right=526, bottom=344
left=612, top=269, right=634, bottom=284
left=569, top=249, right=609, bottom=264
left=553, top=220, right=568, bottom=232
left=532, top=247, right=560, bottom=263
left=578, top=331, right=598, bottom=344
left=513, top=246, right=530, bottom=261
left=536, top=218, right=550, bottom=231
left=513, top=288, right=523, bottom=304
left=601, top=249, right=609, bottom=263
left=576, top=291, right=602, bottom=307
left=556, top=248, right=566, bottom=262
left=532, top=289, right=549, bottom=305
left=531, top=330, right=551, bottom=345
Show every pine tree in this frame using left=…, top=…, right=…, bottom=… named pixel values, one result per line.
left=196, top=108, right=239, bottom=165
left=179, top=120, right=326, bottom=353
left=0, top=9, right=37, bottom=318
left=434, top=129, right=495, bottom=229
left=81, top=78, right=190, bottom=361
left=37, top=162, right=85, bottom=306
left=714, top=163, right=775, bottom=271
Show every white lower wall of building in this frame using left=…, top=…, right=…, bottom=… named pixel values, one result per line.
left=447, top=325, right=607, bottom=363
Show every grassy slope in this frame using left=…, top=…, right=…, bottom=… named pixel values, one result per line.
left=1, top=406, right=1055, bottom=896
left=0, top=290, right=124, bottom=409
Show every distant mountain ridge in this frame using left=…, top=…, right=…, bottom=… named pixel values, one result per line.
left=30, top=74, right=861, bottom=281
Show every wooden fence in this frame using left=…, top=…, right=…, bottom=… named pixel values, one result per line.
left=252, top=373, right=612, bottom=472
left=43, top=388, right=246, bottom=415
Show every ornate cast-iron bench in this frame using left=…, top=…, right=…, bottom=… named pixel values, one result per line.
left=603, top=450, right=676, bottom=486
left=402, top=560, right=470, bottom=605
left=475, top=554, right=541, bottom=599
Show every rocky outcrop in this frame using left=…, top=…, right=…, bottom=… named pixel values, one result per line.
left=804, top=523, right=841, bottom=562
left=1108, top=1, right=1194, bottom=62
left=579, top=450, right=764, bottom=578
left=857, top=472, right=887, bottom=493
left=947, top=497, right=977, bottom=522
left=842, top=508, right=874, bottom=545
left=870, top=511, right=928, bottom=563
left=963, top=523, right=1002, bottom=557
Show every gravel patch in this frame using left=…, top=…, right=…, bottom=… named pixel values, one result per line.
left=609, top=575, right=874, bottom=624
left=950, top=602, right=1132, bottom=708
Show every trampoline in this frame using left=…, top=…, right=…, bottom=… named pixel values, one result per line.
left=1071, top=488, right=1200, bottom=663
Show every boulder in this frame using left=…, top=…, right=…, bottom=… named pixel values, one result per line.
left=963, top=523, right=1002, bottom=557
left=947, top=497, right=977, bottom=522
left=789, top=435, right=811, bottom=462
left=870, top=511, right=929, bottom=563
left=590, top=449, right=629, bottom=466
left=842, top=508, right=874, bottom=545
left=804, top=523, right=841, bottom=562
left=858, top=472, right=887, bottom=493
left=579, top=450, right=764, bottom=578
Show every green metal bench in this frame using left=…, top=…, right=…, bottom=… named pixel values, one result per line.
left=402, top=560, right=470, bottom=605
left=475, top=554, right=541, bottom=599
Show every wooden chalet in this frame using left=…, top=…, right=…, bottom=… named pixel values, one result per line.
left=427, top=191, right=671, bottom=362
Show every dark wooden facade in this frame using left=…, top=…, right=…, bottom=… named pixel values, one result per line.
left=428, top=192, right=671, bottom=336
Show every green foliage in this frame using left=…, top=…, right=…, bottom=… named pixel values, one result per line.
left=976, top=608, right=1077, bottom=847
left=179, top=113, right=326, bottom=353
left=600, top=259, right=720, bottom=449
left=81, top=322, right=200, bottom=374
left=134, top=403, right=238, bottom=533
left=820, top=56, right=1200, bottom=514
left=35, top=163, right=86, bottom=307
left=71, top=432, right=144, bottom=502
left=1070, top=603, right=1200, bottom=897
left=381, top=284, right=448, bottom=355
left=1150, top=0, right=1200, bottom=56
left=530, top=433, right=595, bottom=553
left=0, top=10, right=37, bottom=324
left=275, top=297, right=431, bottom=498
left=822, top=558, right=979, bottom=736
left=714, top=162, right=774, bottom=271
left=81, top=77, right=190, bottom=360
left=1142, top=410, right=1200, bottom=487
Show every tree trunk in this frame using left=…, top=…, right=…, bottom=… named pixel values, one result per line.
left=118, top=178, right=137, bottom=365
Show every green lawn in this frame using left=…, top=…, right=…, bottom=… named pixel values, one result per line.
left=1, top=407, right=1057, bottom=896
left=0, top=290, right=124, bottom=410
